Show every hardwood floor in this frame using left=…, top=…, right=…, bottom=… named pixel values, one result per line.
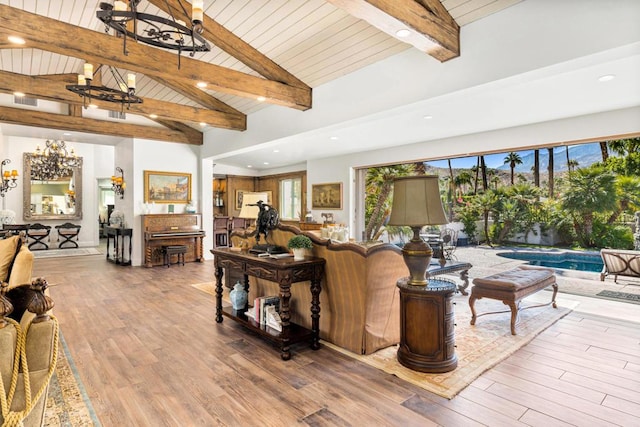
left=33, top=253, right=640, bottom=426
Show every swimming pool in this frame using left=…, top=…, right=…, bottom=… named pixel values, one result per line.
left=497, top=250, right=603, bottom=273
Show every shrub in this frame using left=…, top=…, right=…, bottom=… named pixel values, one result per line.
left=287, top=235, right=313, bottom=249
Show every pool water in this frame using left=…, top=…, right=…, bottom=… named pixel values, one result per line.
left=497, top=251, right=603, bottom=273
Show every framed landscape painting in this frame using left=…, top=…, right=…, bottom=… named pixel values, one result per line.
left=311, top=182, right=342, bottom=209
left=144, top=170, right=192, bottom=204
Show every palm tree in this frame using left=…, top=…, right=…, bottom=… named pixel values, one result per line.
left=364, top=164, right=414, bottom=241
left=607, top=175, right=640, bottom=224
left=454, top=171, right=473, bottom=197
left=560, top=167, right=617, bottom=247
left=503, top=152, right=523, bottom=185
left=599, top=141, right=609, bottom=162
left=474, top=191, right=498, bottom=247
left=479, top=155, right=488, bottom=191
left=608, top=137, right=640, bottom=156
left=533, top=149, right=540, bottom=187
left=568, top=159, right=579, bottom=173
left=547, top=147, right=555, bottom=198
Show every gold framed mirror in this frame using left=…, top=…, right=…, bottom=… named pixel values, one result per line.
left=23, top=153, right=83, bottom=220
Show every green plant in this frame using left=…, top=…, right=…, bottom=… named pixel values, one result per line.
left=287, top=235, right=313, bottom=249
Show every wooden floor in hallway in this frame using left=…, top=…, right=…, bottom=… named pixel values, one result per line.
left=32, top=253, right=640, bottom=426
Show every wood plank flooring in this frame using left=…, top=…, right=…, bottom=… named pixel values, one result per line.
left=32, top=253, right=640, bottom=426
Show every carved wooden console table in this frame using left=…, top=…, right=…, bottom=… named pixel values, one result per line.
left=211, top=248, right=325, bottom=360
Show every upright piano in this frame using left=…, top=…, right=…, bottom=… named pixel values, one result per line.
left=141, top=214, right=206, bottom=267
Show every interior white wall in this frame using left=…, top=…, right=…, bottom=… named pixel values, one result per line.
left=307, top=106, right=640, bottom=237
left=130, top=139, right=201, bottom=266
left=2, top=136, right=114, bottom=247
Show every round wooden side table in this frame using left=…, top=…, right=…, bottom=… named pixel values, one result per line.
left=397, top=277, right=457, bottom=373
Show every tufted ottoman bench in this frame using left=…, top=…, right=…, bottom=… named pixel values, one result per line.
left=469, top=265, right=558, bottom=335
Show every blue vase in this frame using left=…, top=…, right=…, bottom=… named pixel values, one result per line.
left=229, top=281, right=247, bottom=310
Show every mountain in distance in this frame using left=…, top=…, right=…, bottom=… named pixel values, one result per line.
left=496, top=142, right=606, bottom=173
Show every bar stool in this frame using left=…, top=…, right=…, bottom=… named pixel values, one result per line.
left=163, top=245, right=187, bottom=267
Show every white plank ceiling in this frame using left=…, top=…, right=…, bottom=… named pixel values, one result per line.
left=0, top=0, right=521, bottom=115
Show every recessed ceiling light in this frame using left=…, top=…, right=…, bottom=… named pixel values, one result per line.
left=598, top=74, right=616, bottom=82
left=199, top=122, right=207, bottom=127
left=330, top=136, right=339, bottom=140
left=13, top=92, right=25, bottom=97
left=196, top=81, right=207, bottom=88
left=263, top=162, right=269, bottom=165
left=396, top=29, right=411, bottom=38
left=247, top=165, right=253, bottom=168
left=273, top=149, right=280, bottom=153
left=149, top=114, right=158, bottom=119
left=257, top=96, right=266, bottom=102
left=63, top=133, right=72, bottom=136
left=89, top=104, right=98, bottom=109
left=423, top=115, right=433, bottom=120
left=8, top=36, right=25, bottom=45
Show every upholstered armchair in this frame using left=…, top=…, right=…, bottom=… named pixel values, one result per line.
left=0, top=236, right=58, bottom=427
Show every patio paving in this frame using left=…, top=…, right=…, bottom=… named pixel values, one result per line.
left=447, top=245, right=640, bottom=301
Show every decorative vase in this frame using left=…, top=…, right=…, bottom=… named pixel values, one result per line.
left=292, top=248, right=305, bottom=261
left=229, top=281, right=247, bottom=310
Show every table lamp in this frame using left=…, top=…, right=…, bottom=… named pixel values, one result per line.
left=238, top=192, right=268, bottom=229
left=388, top=175, right=448, bottom=285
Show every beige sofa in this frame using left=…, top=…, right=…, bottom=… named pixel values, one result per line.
left=600, top=249, right=640, bottom=282
left=230, top=224, right=408, bottom=354
left=1, top=235, right=58, bottom=427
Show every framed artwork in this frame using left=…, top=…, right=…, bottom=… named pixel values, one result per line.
left=235, top=190, right=272, bottom=210
left=144, top=170, right=192, bottom=204
left=235, top=190, right=250, bottom=210
left=311, top=182, right=342, bottom=209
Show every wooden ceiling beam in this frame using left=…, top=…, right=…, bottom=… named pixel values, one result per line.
left=0, top=70, right=246, bottom=131
left=326, top=0, right=459, bottom=62
left=0, top=105, right=202, bottom=145
left=0, top=5, right=312, bottom=110
left=147, top=0, right=309, bottom=89
left=149, top=75, right=241, bottom=116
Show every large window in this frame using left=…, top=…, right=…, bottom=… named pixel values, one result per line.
left=279, top=178, right=301, bottom=220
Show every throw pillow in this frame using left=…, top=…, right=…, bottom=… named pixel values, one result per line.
left=0, top=235, right=22, bottom=284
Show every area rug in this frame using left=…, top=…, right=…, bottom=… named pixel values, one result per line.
left=33, top=248, right=101, bottom=259
left=44, top=333, right=101, bottom=426
left=596, top=290, right=640, bottom=304
left=192, top=281, right=575, bottom=399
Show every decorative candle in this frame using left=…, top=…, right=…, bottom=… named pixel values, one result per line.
left=127, top=73, right=136, bottom=90
left=3, top=171, right=9, bottom=178
left=192, top=0, right=204, bottom=22
left=78, top=74, right=86, bottom=85
left=83, top=63, right=93, bottom=80
left=10, top=170, right=18, bottom=177
left=114, top=1, right=127, bottom=11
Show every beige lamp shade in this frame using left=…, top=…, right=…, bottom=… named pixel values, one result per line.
left=388, top=175, right=447, bottom=226
left=238, top=192, right=269, bottom=219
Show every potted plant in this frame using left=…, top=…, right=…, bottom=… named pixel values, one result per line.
left=287, top=235, right=313, bottom=260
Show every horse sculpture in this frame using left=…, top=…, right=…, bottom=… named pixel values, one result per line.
left=250, top=200, right=279, bottom=246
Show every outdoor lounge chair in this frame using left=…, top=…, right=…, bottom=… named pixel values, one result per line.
left=600, top=249, right=640, bottom=282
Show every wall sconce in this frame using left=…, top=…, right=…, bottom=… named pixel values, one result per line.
left=111, top=167, right=126, bottom=199
left=0, top=159, right=18, bottom=199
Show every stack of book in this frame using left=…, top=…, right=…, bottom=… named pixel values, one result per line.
left=244, top=295, right=280, bottom=326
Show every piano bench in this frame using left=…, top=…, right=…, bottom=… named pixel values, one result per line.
left=163, top=245, right=187, bottom=267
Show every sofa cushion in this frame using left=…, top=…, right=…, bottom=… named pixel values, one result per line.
left=0, top=235, right=22, bottom=284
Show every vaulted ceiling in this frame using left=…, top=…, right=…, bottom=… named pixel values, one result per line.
left=0, top=0, right=519, bottom=146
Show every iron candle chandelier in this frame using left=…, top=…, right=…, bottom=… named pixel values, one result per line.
left=66, top=64, right=142, bottom=111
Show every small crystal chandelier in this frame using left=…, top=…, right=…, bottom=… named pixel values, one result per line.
left=111, top=167, right=126, bottom=199
left=97, top=0, right=210, bottom=69
left=30, top=140, right=81, bottom=182
left=66, top=64, right=142, bottom=111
